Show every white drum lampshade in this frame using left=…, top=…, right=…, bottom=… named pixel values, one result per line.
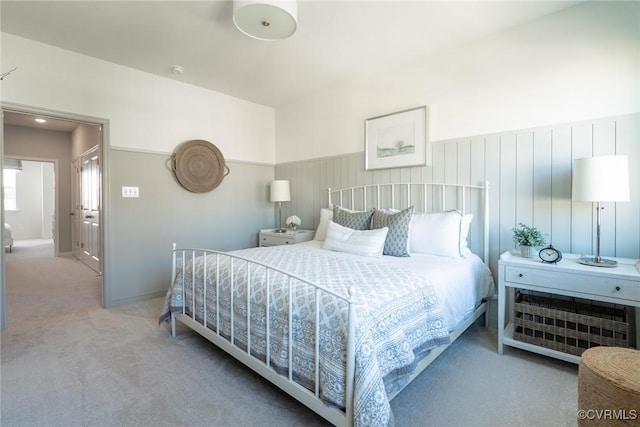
left=270, top=180, right=290, bottom=232
left=572, top=155, right=630, bottom=203
left=270, top=180, right=290, bottom=203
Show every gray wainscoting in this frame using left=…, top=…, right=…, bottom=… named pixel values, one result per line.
left=106, top=149, right=275, bottom=307
left=276, top=114, right=640, bottom=278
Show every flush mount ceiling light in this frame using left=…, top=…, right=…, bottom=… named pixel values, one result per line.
left=34, top=118, right=47, bottom=123
left=233, top=1, right=297, bottom=41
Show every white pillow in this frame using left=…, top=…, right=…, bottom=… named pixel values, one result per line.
left=460, top=213, right=473, bottom=255
left=314, top=208, right=333, bottom=241
left=409, top=210, right=469, bottom=257
left=322, top=221, right=389, bottom=257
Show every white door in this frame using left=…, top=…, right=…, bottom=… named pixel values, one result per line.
left=80, top=147, right=101, bottom=274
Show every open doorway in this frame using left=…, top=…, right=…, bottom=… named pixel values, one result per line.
left=4, top=159, right=55, bottom=254
left=1, top=107, right=106, bottom=330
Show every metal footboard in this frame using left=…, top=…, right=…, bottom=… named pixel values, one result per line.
left=169, top=244, right=357, bottom=427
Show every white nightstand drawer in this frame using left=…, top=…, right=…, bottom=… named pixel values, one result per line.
left=259, top=229, right=315, bottom=247
left=261, top=234, right=294, bottom=246
left=504, top=266, right=640, bottom=303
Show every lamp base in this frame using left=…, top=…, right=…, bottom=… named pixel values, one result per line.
left=273, top=228, right=287, bottom=233
left=578, top=256, right=618, bottom=268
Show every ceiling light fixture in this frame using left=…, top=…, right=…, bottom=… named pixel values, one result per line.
left=233, top=0, right=297, bottom=41
left=34, top=118, right=47, bottom=123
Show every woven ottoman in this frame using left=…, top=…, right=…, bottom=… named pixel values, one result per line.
left=578, top=347, right=640, bottom=426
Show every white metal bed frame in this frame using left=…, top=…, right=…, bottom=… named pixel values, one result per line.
left=169, top=182, right=490, bottom=427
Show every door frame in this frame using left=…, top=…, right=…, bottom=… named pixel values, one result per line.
left=1, top=102, right=111, bottom=330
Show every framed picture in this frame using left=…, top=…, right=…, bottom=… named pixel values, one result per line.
left=365, top=106, right=428, bottom=170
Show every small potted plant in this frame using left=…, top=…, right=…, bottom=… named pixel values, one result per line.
left=512, top=223, right=546, bottom=258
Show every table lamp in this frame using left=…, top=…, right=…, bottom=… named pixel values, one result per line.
left=270, top=180, right=290, bottom=233
left=572, top=155, right=630, bottom=267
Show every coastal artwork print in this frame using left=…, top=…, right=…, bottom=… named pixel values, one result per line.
left=365, top=106, right=428, bottom=170
left=377, top=122, right=416, bottom=158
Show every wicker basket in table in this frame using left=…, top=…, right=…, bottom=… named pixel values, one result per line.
left=513, top=290, right=629, bottom=356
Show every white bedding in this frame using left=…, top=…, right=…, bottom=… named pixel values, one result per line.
left=163, top=243, right=456, bottom=426
left=296, top=240, right=495, bottom=331
left=163, top=242, right=494, bottom=426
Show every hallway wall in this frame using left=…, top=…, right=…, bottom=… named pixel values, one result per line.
left=4, top=125, right=72, bottom=252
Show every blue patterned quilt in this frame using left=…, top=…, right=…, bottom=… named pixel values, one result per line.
left=161, top=245, right=450, bottom=426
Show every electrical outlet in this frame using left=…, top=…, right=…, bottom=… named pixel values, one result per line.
left=122, top=186, right=139, bottom=198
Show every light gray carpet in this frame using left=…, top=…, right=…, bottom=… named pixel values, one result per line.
left=1, top=240, right=579, bottom=426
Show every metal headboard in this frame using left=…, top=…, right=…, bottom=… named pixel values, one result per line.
left=328, top=182, right=490, bottom=263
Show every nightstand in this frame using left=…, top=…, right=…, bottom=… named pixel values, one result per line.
left=498, top=250, right=640, bottom=364
left=259, top=229, right=315, bottom=247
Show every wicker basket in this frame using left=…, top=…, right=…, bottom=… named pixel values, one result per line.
left=513, top=290, right=629, bottom=356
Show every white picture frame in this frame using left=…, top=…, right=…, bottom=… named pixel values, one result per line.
left=364, top=106, right=428, bottom=170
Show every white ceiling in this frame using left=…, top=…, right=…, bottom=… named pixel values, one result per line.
left=1, top=1, right=580, bottom=108
left=3, top=111, right=82, bottom=132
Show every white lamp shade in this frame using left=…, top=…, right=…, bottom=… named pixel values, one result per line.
left=233, top=1, right=297, bottom=41
left=270, top=180, right=290, bottom=202
left=572, top=155, right=630, bottom=202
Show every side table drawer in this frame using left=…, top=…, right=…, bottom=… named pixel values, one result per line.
left=260, top=235, right=294, bottom=246
left=505, top=266, right=640, bottom=302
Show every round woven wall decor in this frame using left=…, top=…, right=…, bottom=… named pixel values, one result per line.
left=172, top=139, right=229, bottom=193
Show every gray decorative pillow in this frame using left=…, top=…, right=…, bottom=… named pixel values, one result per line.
left=371, top=206, right=414, bottom=257
left=332, top=206, right=374, bottom=230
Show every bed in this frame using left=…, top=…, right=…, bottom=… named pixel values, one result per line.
left=160, top=182, right=494, bottom=427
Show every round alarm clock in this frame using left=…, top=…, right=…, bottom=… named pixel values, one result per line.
left=539, top=244, right=562, bottom=264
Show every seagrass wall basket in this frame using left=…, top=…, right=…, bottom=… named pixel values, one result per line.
left=171, top=139, right=230, bottom=193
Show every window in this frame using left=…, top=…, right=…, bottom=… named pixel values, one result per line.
left=3, top=168, right=17, bottom=211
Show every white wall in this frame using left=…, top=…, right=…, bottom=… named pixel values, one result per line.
left=276, top=1, right=640, bottom=163
left=1, top=33, right=275, bottom=163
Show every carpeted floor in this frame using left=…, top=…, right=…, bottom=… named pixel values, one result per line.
left=1, top=240, right=580, bottom=426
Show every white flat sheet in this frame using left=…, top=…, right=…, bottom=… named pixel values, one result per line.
left=296, top=240, right=495, bottom=331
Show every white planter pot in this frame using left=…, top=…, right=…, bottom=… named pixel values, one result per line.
left=520, top=245, right=538, bottom=258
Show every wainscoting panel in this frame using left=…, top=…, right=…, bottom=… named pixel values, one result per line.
left=276, top=114, right=640, bottom=278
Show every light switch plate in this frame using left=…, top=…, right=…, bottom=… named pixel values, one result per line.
left=122, top=186, right=139, bottom=198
